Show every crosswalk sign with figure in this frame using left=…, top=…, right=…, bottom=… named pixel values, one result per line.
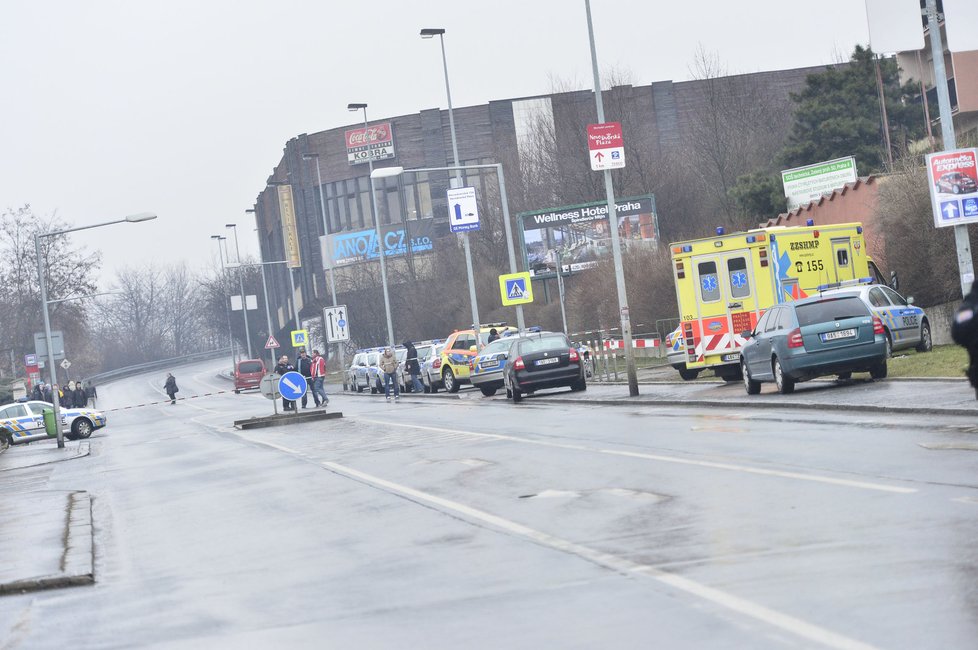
left=291, top=329, right=309, bottom=348
left=499, top=272, right=533, bottom=306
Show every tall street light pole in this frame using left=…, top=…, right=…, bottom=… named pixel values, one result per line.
left=36, top=212, right=157, bottom=448
left=226, top=223, right=253, bottom=359
left=299, top=154, right=344, bottom=378
left=371, top=162, right=525, bottom=331
left=211, top=235, right=237, bottom=370
left=348, top=102, right=395, bottom=348
left=584, top=1, right=638, bottom=396
left=421, top=28, right=481, bottom=339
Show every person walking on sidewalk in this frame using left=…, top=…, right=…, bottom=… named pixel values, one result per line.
left=296, top=348, right=314, bottom=409
left=311, top=349, right=329, bottom=407
left=404, top=340, right=423, bottom=393
left=379, top=346, right=400, bottom=402
left=164, top=373, right=178, bottom=404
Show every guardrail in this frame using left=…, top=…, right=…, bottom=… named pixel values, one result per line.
left=83, top=348, right=232, bottom=387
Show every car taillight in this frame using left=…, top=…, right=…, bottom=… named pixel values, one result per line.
left=469, top=359, right=475, bottom=371
left=514, top=357, right=525, bottom=371
left=569, top=348, right=579, bottom=362
left=432, top=358, right=441, bottom=369
left=787, top=328, right=804, bottom=349
left=873, top=316, right=884, bottom=335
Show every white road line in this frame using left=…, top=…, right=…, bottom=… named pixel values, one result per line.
left=352, top=417, right=916, bottom=494
left=321, top=459, right=881, bottom=650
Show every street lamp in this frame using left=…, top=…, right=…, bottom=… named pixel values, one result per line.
left=347, top=102, right=395, bottom=348
left=420, top=27, right=482, bottom=340
left=211, top=235, right=237, bottom=371
left=36, top=212, right=157, bottom=448
left=225, top=223, right=253, bottom=358
left=371, top=162, right=525, bottom=332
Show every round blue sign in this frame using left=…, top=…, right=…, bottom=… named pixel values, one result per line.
left=278, top=371, right=307, bottom=400
left=338, top=318, right=346, bottom=328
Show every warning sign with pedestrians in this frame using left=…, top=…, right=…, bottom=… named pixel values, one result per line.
left=498, top=272, right=533, bottom=306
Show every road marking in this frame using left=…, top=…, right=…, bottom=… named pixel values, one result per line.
left=321, top=459, right=881, bottom=650
left=353, top=418, right=916, bottom=494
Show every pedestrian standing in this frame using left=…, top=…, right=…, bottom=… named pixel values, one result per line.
left=164, top=373, right=178, bottom=404
left=61, top=383, right=74, bottom=408
left=311, top=349, right=329, bottom=407
left=379, top=346, right=400, bottom=402
left=488, top=328, right=500, bottom=344
left=404, top=340, right=423, bottom=393
left=275, top=355, right=295, bottom=411
left=74, top=383, right=87, bottom=408
left=31, top=383, right=42, bottom=401
left=296, top=349, right=314, bottom=408
left=43, top=384, right=52, bottom=403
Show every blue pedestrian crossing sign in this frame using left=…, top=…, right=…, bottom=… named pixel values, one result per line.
left=499, top=272, right=534, bottom=306
left=291, top=329, right=309, bottom=348
left=278, top=371, right=307, bottom=400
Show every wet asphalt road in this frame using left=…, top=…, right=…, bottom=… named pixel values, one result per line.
left=2, top=359, right=978, bottom=649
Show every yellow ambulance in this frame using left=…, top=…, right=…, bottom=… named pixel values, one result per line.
left=670, top=220, right=884, bottom=380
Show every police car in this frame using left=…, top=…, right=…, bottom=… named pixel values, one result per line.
left=438, top=323, right=516, bottom=393
left=469, top=336, right=522, bottom=396
left=819, top=280, right=932, bottom=357
left=0, top=400, right=107, bottom=445
left=665, top=326, right=701, bottom=381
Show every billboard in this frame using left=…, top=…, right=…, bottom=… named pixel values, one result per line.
left=320, top=218, right=435, bottom=269
left=277, top=184, right=301, bottom=268
left=345, top=122, right=395, bottom=165
left=781, top=157, right=858, bottom=210
left=926, top=148, right=978, bottom=228
left=518, top=195, right=657, bottom=278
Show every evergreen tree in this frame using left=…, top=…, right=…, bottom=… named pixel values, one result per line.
left=779, top=45, right=925, bottom=174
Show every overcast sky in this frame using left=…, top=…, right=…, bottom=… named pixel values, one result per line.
left=1, top=0, right=876, bottom=282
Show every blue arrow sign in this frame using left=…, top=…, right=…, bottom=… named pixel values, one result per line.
left=941, top=200, right=961, bottom=221
left=278, top=371, right=307, bottom=400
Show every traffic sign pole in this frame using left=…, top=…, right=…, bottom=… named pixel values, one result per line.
left=585, top=0, right=638, bottom=396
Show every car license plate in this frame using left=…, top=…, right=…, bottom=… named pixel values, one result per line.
left=535, top=357, right=559, bottom=366
left=821, top=328, right=856, bottom=342
left=479, top=360, right=497, bottom=370
left=721, top=353, right=739, bottom=362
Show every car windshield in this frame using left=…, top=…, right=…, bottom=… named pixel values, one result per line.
left=520, top=334, right=570, bottom=354
left=396, top=348, right=406, bottom=361
left=795, top=296, right=870, bottom=326
left=418, top=346, right=432, bottom=361
left=367, top=352, right=379, bottom=365
left=479, top=339, right=514, bottom=356
left=239, top=361, right=263, bottom=373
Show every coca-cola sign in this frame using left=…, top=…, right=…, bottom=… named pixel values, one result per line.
left=345, top=122, right=396, bottom=165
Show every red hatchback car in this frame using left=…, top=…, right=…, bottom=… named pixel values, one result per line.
left=234, top=359, right=266, bottom=393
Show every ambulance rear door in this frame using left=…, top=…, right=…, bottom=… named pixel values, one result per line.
left=830, top=237, right=856, bottom=283
left=690, top=250, right=760, bottom=365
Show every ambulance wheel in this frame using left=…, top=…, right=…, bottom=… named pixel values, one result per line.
left=916, top=321, right=933, bottom=352
left=742, top=360, right=760, bottom=395
left=678, top=367, right=700, bottom=381
left=773, top=357, right=795, bottom=394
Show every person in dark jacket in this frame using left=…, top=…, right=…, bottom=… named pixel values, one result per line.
left=74, top=384, right=88, bottom=408
left=274, top=355, right=295, bottom=411
left=403, top=340, right=423, bottom=393
left=295, top=349, right=314, bottom=408
left=952, top=283, right=978, bottom=398
left=31, top=384, right=42, bottom=401
left=61, top=383, right=74, bottom=408
left=164, top=373, right=178, bottom=404
left=487, top=328, right=500, bottom=344
left=42, top=384, right=52, bottom=403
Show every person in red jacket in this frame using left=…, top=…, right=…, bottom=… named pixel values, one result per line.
left=310, top=349, right=329, bottom=408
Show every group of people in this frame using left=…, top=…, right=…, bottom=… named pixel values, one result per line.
left=30, top=380, right=95, bottom=409
left=275, top=348, right=330, bottom=411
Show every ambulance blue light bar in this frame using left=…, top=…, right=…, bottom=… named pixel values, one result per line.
left=716, top=227, right=725, bottom=235
left=816, top=277, right=874, bottom=291
left=806, top=219, right=814, bottom=226
left=681, top=245, right=692, bottom=252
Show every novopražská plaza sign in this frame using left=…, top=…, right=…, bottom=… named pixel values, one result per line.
left=518, top=195, right=657, bottom=278
left=320, top=219, right=435, bottom=269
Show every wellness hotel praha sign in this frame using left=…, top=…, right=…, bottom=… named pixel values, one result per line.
left=345, top=122, right=396, bottom=165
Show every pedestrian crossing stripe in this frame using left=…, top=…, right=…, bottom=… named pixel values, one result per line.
left=498, top=272, right=533, bottom=306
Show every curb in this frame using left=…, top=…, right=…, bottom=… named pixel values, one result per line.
left=0, top=491, right=94, bottom=595
left=234, top=410, right=343, bottom=430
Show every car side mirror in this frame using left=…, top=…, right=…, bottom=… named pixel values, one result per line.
left=741, top=330, right=753, bottom=339
left=907, top=296, right=915, bottom=305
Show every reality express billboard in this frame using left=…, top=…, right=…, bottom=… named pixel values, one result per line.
left=518, top=196, right=658, bottom=278
left=321, top=218, right=435, bottom=269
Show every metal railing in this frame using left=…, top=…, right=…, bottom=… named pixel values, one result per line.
left=83, top=348, right=232, bottom=387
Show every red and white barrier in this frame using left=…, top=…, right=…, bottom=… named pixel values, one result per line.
left=601, top=338, right=660, bottom=350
